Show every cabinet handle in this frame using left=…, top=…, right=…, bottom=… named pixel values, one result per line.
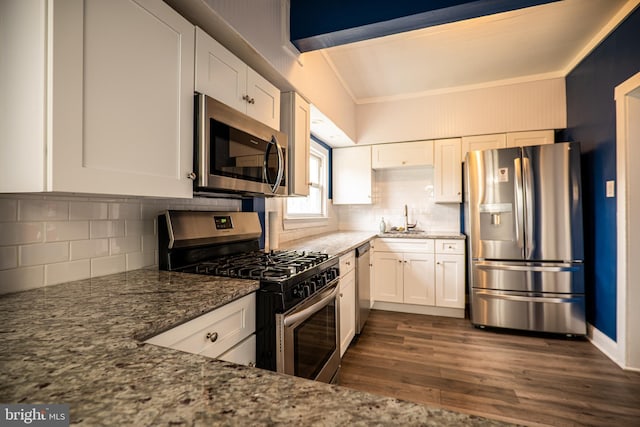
left=186, top=172, right=196, bottom=181
left=243, top=95, right=256, bottom=104
left=205, top=332, right=218, bottom=343
left=340, top=293, right=344, bottom=298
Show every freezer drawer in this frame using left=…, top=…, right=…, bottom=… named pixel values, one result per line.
left=472, top=260, right=584, bottom=293
left=471, top=289, right=586, bottom=335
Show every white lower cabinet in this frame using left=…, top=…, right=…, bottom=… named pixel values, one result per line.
left=145, top=293, right=256, bottom=366
left=339, top=251, right=356, bottom=357
left=372, top=238, right=465, bottom=317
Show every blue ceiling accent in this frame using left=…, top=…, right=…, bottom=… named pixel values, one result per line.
left=290, top=0, right=560, bottom=52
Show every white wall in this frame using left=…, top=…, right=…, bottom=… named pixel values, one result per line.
left=0, top=194, right=240, bottom=294
left=356, top=78, right=566, bottom=144
left=337, top=168, right=460, bottom=233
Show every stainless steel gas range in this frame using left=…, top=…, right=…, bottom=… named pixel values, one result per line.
left=158, top=210, right=341, bottom=383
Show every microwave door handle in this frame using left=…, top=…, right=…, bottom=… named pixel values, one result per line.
left=273, top=136, right=284, bottom=192
left=263, top=140, right=275, bottom=188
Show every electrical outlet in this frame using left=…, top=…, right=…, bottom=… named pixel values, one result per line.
left=606, top=180, right=615, bottom=198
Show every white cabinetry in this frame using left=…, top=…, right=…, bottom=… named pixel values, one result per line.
left=332, top=146, right=373, bottom=204
left=434, top=240, right=465, bottom=309
left=461, top=134, right=507, bottom=162
left=372, top=238, right=465, bottom=318
left=371, top=140, right=434, bottom=169
left=434, top=138, right=462, bottom=203
left=506, top=130, right=554, bottom=147
left=146, top=293, right=256, bottom=366
left=195, top=27, right=280, bottom=130
left=281, top=92, right=310, bottom=196
left=339, top=251, right=356, bottom=357
left=0, top=0, right=195, bottom=197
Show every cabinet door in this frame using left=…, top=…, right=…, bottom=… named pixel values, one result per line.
left=332, top=146, right=373, bottom=204
left=403, top=253, right=435, bottom=306
left=461, top=134, right=507, bottom=162
left=281, top=92, right=310, bottom=196
left=372, top=252, right=403, bottom=303
left=339, top=269, right=356, bottom=357
left=435, top=254, right=465, bottom=308
left=506, top=130, right=554, bottom=147
left=218, top=334, right=256, bottom=366
left=371, top=141, right=433, bottom=169
left=195, top=27, right=247, bottom=114
left=247, top=68, right=281, bottom=130
left=52, top=0, right=195, bottom=198
left=434, top=138, right=462, bottom=203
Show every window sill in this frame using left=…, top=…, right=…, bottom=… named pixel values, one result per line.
left=283, top=216, right=330, bottom=230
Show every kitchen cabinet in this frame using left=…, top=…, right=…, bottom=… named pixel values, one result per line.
left=339, top=251, right=356, bottom=357
left=434, top=240, right=465, bottom=309
left=372, top=239, right=435, bottom=306
left=195, top=27, right=280, bottom=130
left=332, top=146, right=373, bottom=204
left=461, top=134, right=507, bottom=162
left=371, top=140, right=434, bottom=169
left=281, top=92, right=310, bottom=196
left=506, top=130, right=554, bottom=147
left=0, top=0, right=195, bottom=198
left=434, top=138, right=462, bottom=203
left=146, top=293, right=256, bottom=366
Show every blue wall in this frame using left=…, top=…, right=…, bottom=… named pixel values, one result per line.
left=561, top=7, right=640, bottom=340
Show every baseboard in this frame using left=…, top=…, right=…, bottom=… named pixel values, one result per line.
left=587, top=323, right=624, bottom=369
left=372, top=301, right=465, bottom=318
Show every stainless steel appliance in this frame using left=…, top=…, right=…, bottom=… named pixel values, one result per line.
left=158, top=210, right=341, bottom=383
left=464, top=142, right=586, bottom=335
left=355, top=242, right=371, bottom=334
left=194, top=93, right=288, bottom=196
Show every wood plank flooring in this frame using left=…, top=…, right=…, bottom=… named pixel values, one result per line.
left=338, top=310, right=640, bottom=426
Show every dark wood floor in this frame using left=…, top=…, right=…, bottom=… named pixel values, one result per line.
left=339, top=310, right=640, bottom=426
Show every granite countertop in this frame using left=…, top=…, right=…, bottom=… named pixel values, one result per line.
left=0, top=268, right=508, bottom=426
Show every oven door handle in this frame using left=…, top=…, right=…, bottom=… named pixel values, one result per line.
left=284, top=281, right=339, bottom=327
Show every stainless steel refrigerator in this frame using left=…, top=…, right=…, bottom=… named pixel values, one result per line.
left=464, top=142, right=586, bottom=335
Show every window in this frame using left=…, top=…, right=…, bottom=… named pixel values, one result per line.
left=286, top=140, right=328, bottom=219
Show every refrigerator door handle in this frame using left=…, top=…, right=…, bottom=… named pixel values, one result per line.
left=513, top=157, right=525, bottom=251
left=522, top=156, right=535, bottom=259
left=475, top=290, right=583, bottom=304
left=474, top=262, right=580, bottom=272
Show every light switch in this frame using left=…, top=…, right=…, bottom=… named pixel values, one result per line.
left=606, top=180, right=615, bottom=198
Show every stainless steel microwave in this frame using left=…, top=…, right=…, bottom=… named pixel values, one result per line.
left=194, top=93, right=287, bottom=196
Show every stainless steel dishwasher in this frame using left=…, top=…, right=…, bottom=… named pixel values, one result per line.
left=355, top=242, right=371, bottom=334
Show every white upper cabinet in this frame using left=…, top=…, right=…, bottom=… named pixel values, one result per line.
left=332, top=146, right=373, bottom=205
left=434, top=138, right=462, bottom=203
left=281, top=92, right=310, bottom=196
left=506, top=130, right=554, bottom=147
left=195, top=27, right=280, bottom=130
left=0, top=0, right=195, bottom=198
left=461, top=134, right=507, bottom=162
left=371, top=140, right=434, bottom=169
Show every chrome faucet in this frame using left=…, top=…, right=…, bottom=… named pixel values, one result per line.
left=403, top=204, right=417, bottom=232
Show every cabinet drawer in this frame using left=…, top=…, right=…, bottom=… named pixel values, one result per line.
left=218, top=334, right=256, bottom=366
left=435, top=239, right=465, bottom=255
left=375, top=238, right=434, bottom=253
left=340, top=251, right=356, bottom=276
left=146, top=293, right=256, bottom=359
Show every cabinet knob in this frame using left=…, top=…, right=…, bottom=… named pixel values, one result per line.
left=186, top=172, right=196, bottom=180
left=205, top=332, right=218, bottom=343
left=243, top=95, right=255, bottom=104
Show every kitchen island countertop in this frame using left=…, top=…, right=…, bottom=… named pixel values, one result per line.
left=0, top=268, right=508, bottom=426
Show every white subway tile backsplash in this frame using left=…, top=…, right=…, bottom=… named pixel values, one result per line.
left=18, top=199, right=69, bottom=221
left=70, top=201, right=108, bottom=220
left=110, top=236, right=141, bottom=255
left=0, top=247, right=18, bottom=270
left=0, top=266, right=44, bottom=294
left=0, top=198, right=18, bottom=221
left=109, top=203, right=140, bottom=220
left=0, top=222, right=44, bottom=246
left=90, top=220, right=125, bottom=239
left=91, top=255, right=126, bottom=277
left=70, top=239, right=109, bottom=260
left=45, top=221, right=89, bottom=242
left=125, top=220, right=145, bottom=236
left=45, top=260, right=90, bottom=285
left=126, top=251, right=154, bottom=271
left=19, top=242, right=69, bottom=267
left=142, top=234, right=157, bottom=253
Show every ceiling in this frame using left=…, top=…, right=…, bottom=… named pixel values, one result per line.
left=309, top=0, right=633, bottom=145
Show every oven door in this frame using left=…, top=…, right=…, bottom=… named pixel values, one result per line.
left=195, top=93, right=287, bottom=196
left=276, top=279, right=340, bottom=383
